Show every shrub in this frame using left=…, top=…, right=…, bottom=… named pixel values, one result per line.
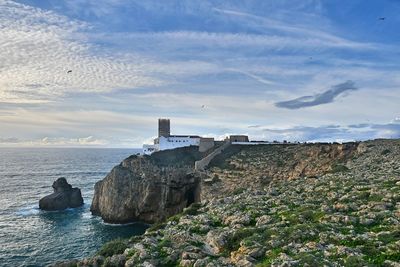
left=224, top=228, right=256, bottom=252
left=345, top=256, right=366, bottom=267
left=97, top=238, right=128, bottom=257
left=381, top=149, right=391, bottom=155
left=232, top=187, right=245, bottom=195
left=147, top=221, right=167, bottom=232
left=183, top=203, right=202, bottom=215
left=330, top=164, right=349, bottom=173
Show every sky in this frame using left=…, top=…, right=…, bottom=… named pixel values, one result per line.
left=0, top=0, right=400, bottom=147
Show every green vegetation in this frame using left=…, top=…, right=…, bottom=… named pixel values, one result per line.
left=182, top=202, right=202, bottom=216
left=224, top=227, right=257, bottom=253
left=232, top=187, right=245, bottom=195
left=147, top=221, right=167, bottom=232
left=330, top=164, right=350, bottom=173
left=97, top=238, right=128, bottom=257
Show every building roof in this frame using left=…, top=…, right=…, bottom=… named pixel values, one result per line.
left=167, top=135, right=201, bottom=138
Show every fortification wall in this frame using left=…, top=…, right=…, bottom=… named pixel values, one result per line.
left=195, top=142, right=230, bottom=171
left=199, top=138, right=215, bottom=152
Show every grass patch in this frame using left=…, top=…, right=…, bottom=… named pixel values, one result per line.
left=330, top=164, right=350, bottom=173
left=256, top=248, right=284, bottom=266
left=364, top=252, right=400, bottom=265
left=147, top=221, right=167, bottom=232
left=224, top=228, right=257, bottom=253
left=232, top=187, right=245, bottom=195
left=188, top=225, right=208, bottom=235
left=97, top=238, right=128, bottom=257
left=300, top=210, right=325, bottom=223
left=182, top=203, right=202, bottom=216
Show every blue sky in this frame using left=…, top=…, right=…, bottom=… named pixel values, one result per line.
left=0, top=0, right=399, bottom=147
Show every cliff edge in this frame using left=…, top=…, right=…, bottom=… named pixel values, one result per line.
left=90, top=146, right=204, bottom=224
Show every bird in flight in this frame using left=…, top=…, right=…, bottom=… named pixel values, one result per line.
left=201, top=105, right=205, bottom=108
left=379, top=17, right=385, bottom=20
left=67, top=70, right=72, bottom=74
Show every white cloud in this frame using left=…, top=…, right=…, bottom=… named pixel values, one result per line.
left=0, top=135, right=108, bottom=147
left=0, top=0, right=164, bottom=103
left=102, top=30, right=376, bottom=51
left=212, top=8, right=369, bottom=49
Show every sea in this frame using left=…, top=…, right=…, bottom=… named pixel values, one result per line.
left=0, top=147, right=148, bottom=267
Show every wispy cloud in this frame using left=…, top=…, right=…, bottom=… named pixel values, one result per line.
left=212, top=8, right=376, bottom=50
left=0, top=1, right=164, bottom=103
left=275, top=80, right=358, bottom=109
left=226, top=69, right=275, bottom=85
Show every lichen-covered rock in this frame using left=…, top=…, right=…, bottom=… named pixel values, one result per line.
left=39, top=177, right=83, bottom=211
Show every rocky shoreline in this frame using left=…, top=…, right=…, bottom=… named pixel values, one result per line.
left=53, top=139, right=400, bottom=266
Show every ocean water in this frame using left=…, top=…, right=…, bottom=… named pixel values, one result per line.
left=0, top=148, right=148, bottom=267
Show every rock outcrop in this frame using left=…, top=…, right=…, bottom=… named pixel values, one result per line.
left=39, top=177, right=83, bottom=211
left=90, top=147, right=204, bottom=224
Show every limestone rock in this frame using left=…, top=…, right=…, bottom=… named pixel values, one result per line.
left=90, top=147, right=203, bottom=224
left=39, top=177, right=83, bottom=211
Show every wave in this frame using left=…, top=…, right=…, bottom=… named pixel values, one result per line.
left=16, top=203, right=90, bottom=216
left=16, top=204, right=41, bottom=216
left=102, top=221, right=150, bottom=227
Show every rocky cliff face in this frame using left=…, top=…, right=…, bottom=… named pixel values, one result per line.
left=90, top=147, right=204, bottom=224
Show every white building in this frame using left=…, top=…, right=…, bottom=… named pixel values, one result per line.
left=143, top=119, right=211, bottom=155
left=157, top=135, right=201, bottom=149
left=143, top=135, right=202, bottom=155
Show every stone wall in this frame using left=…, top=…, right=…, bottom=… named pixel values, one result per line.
left=195, top=142, right=230, bottom=171
left=199, top=137, right=215, bottom=152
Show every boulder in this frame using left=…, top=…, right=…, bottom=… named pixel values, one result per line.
left=39, top=177, right=84, bottom=211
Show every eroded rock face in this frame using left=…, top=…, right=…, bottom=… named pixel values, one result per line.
left=39, top=177, right=83, bottom=211
left=90, top=147, right=203, bottom=224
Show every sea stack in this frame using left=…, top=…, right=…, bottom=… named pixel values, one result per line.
left=39, top=177, right=84, bottom=211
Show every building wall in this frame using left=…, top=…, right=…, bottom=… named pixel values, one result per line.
left=199, top=137, right=215, bottom=152
left=229, top=135, right=249, bottom=143
left=158, top=136, right=200, bottom=151
left=143, top=144, right=159, bottom=155
left=158, top=118, right=170, bottom=137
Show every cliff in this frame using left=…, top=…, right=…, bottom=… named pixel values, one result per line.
left=59, top=139, right=400, bottom=267
left=90, top=146, right=204, bottom=224
left=91, top=142, right=360, bottom=224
